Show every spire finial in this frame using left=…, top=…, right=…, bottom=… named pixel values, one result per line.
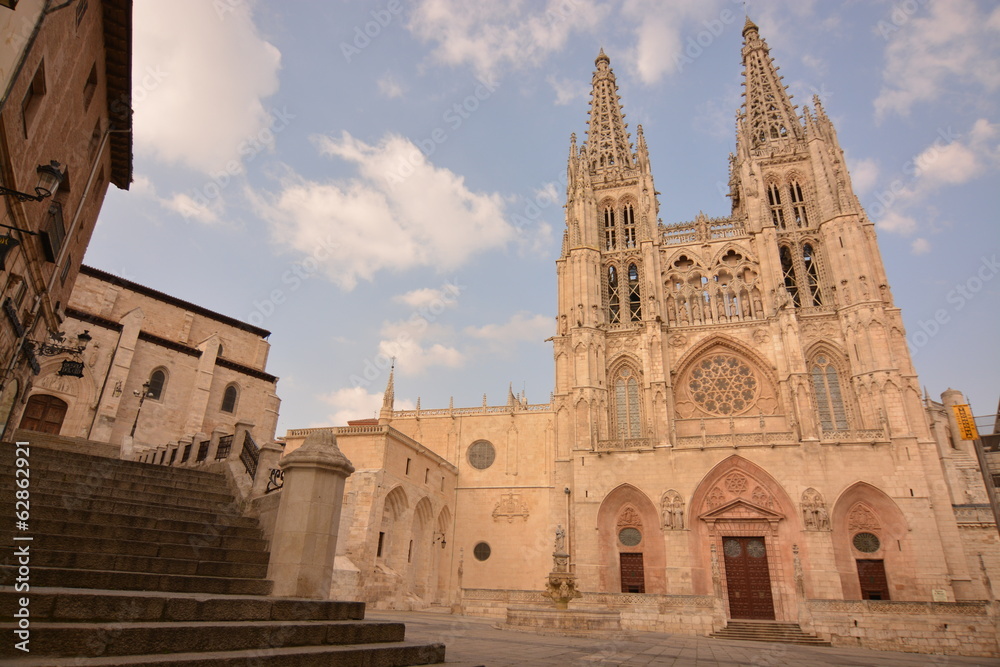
left=585, top=48, right=636, bottom=176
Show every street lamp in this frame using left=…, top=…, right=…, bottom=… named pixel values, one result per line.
left=0, top=161, right=64, bottom=203
left=130, top=381, right=152, bottom=438
left=22, top=329, right=92, bottom=377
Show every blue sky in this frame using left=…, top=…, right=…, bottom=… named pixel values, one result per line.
left=84, top=0, right=1000, bottom=434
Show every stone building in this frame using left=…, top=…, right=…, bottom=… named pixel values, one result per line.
left=285, top=21, right=999, bottom=654
left=0, top=0, right=132, bottom=435
left=16, top=264, right=281, bottom=460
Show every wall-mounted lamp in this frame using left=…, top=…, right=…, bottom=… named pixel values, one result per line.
left=432, top=532, right=446, bottom=549
left=23, top=329, right=91, bottom=377
left=0, top=161, right=64, bottom=203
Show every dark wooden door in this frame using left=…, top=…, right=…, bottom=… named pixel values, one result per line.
left=18, top=394, right=67, bottom=435
left=723, top=537, right=775, bottom=620
left=620, top=552, right=645, bottom=593
left=857, top=559, right=890, bottom=600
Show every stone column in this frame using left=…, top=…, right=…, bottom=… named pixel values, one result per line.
left=251, top=442, right=285, bottom=496
left=206, top=426, right=227, bottom=463
left=267, top=429, right=354, bottom=598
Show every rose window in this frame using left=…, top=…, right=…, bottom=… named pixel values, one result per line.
left=688, top=354, right=759, bottom=415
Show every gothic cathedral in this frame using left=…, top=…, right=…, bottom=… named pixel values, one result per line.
left=289, top=19, right=998, bottom=646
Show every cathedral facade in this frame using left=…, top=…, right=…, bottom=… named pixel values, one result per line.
left=285, top=20, right=999, bottom=654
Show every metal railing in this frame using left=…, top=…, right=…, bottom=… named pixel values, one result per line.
left=240, top=431, right=260, bottom=479
left=215, top=434, right=234, bottom=460
left=196, top=439, right=209, bottom=462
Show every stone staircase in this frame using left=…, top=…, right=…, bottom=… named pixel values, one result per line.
left=0, top=438, right=449, bottom=665
left=709, top=620, right=831, bottom=646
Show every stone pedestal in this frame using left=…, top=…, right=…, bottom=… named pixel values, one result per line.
left=499, top=605, right=624, bottom=637
left=267, top=429, right=354, bottom=598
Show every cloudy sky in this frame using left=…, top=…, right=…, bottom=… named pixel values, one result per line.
left=85, top=0, right=1000, bottom=434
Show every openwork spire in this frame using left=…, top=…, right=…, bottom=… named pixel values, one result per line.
left=739, top=19, right=803, bottom=151
left=585, top=49, right=636, bottom=175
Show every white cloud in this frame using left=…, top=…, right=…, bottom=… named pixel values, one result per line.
left=876, top=210, right=917, bottom=236
left=393, top=284, right=462, bottom=310
left=911, top=238, right=932, bottom=255
left=253, top=132, right=515, bottom=289
left=161, top=192, right=222, bottom=225
left=847, top=157, right=879, bottom=196
left=407, top=0, right=607, bottom=78
left=320, top=386, right=415, bottom=426
left=914, top=141, right=980, bottom=187
left=132, top=0, right=281, bottom=174
left=465, top=312, right=552, bottom=344
left=378, top=73, right=404, bottom=99
left=874, top=0, right=1000, bottom=120
left=548, top=75, right=589, bottom=106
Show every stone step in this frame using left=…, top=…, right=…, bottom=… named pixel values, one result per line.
left=0, top=470, right=237, bottom=507
left=709, top=620, right=831, bottom=646
left=1, top=640, right=446, bottom=666
left=0, top=489, right=258, bottom=527
left=6, top=504, right=261, bottom=535
left=8, top=431, right=121, bottom=458
left=0, top=588, right=365, bottom=623
left=13, top=548, right=269, bottom=579
left=0, top=442, right=225, bottom=482
left=0, top=460, right=233, bottom=496
left=0, top=518, right=269, bottom=551
left=0, top=566, right=273, bottom=595
left=0, top=619, right=407, bottom=659
left=0, top=531, right=269, bottom=564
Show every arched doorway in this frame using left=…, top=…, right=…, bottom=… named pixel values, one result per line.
left=19, top=394, right=68, bottom=435
left=595, top=484, right=666, bottom=594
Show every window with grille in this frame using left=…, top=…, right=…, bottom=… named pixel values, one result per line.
left=627, top=264, right=641, bottom=322
left=623, top=203, right=636, bottom=248
left=767, top=183, right=785, bottom=229
left=607, top=265, right=620, bottom=324
left=613, top=366, right=642, bottom=439
left=221, top=385, right=238, bottom=413
left=789, top=181, right=809, bottom=227
left=603, top=206, right=616, bottom=250
left=802, top=244, right=822, bottom=306
left=467, top=440, right=496, bottom=470
left=812, top=355, right=848, bottom=430
left=779, top=246, right=799, bottom=307
left=148, top=369, right=166, bottom=401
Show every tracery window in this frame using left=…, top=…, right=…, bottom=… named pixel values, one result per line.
left=779, top=246, right=800, bottom=307
left=627, top=263, right=641, bottom=322
left=687, top=354, right=759, bottom=416
left=811, top=354, right=848, bottom=430
left=147, top=368, right=166, bottom=401
left=767, top=183, right=785, bottom=229
left=622, top=203, right=636, bottom=248
left=608, top=265, right=621, bottom=324
left=789, top=181, right=809, bottom=227
left=802, top=243, right=822, bottom=306
left=603, top=205, right=616, bottom=250
left=612, top=365, right=642, bottom=439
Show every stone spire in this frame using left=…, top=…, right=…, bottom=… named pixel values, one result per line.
left=585, top=49, right=636, bottom=175
left=738, top=18, right=803, bottom=152
left=378, top=361, right=395, bottom=424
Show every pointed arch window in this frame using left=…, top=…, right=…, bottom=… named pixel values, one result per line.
left=789, top=181, right=809, bottom=227
left=612, top=365, right=642, bottom=439
left=811, top=354, right=848, bottom=431
left=779, top=246, right=800, bottom=307
left=221, top=384, right=238, bottom=413
left=627, top=263, right=641, bottom=322
left=622, top=203, right=636, bottom=248
left=607, top=265, right=621, bottom=324
left=767, top=183, right=785, bottom=229
left=802, top=243, right=823, bottom=306
left=603, top=206, right=616, bottom=250
left=147, top=368, right=167, bottom=401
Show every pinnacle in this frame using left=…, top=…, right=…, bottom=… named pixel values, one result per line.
left=742, top=15, right=759, bottom=36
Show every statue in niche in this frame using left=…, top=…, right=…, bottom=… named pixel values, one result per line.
left=661, top=491, right=685, bottom=530
left=554, top=525, right=566, bottom=554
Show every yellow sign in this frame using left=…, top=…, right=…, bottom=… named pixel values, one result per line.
left=952, top=404, right=980, bottom=441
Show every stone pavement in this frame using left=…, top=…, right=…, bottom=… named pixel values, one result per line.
left=368, top=610, right=1000, bottom=667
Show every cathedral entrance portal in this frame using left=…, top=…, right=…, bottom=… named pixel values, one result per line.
left=722, top=536, right=775, bottom=620
left=619, top=552, right=645, bottom=593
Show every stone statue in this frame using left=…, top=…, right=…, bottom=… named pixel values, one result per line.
left=554, top=525, right=566, bottom=554
left=816, top=505, right=830, bottom=531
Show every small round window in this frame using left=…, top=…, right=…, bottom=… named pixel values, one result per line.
left=473, top=542, right=491, bottom=561
left=853, top=532, right=881, bottom=553
left=467, top=441, right=496, bottom=470
left=618, top=527, right=642, bottom=546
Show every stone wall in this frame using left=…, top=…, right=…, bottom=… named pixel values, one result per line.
left=805, top=599, right=999, bottom=657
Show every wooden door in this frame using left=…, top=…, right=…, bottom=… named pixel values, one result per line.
left=619, top=552, right=645, bottom=593
left=723, top=536, right=775, bottom=620
left=857, top=559, right=890, bottom=600
left=18, top=394, right=67, bottom=435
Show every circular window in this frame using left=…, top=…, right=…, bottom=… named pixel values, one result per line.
left=618, top=527, right=642, bottom=546
left=723, top=538, right=741, bottom=558
left=853, top=532, right=881, bottom=553
left=687, top=354, right=759, bottom=416
left=473, top=542, right=491, bottom=561
left=467, top=441, right=496, bottom=470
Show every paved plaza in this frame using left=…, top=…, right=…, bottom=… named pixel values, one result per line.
left=369, top=610, right=1000, bottom=667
